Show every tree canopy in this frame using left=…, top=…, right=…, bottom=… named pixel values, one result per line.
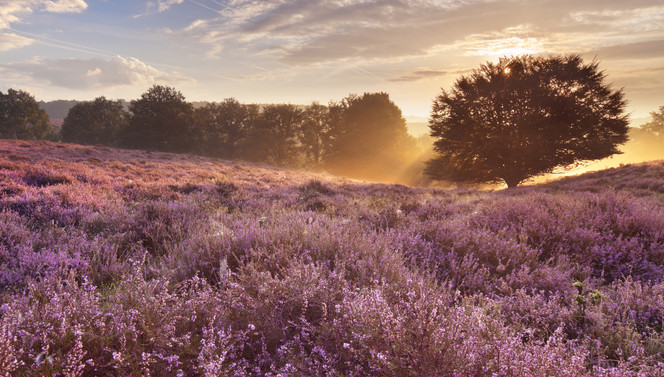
left=426, top=54, right=629, bottom=188
left=246, top=104, right=303, bottom=166
left=61, top=97, right=127, bottom=146
left=121, top=85, right=195, bottom=152
left=21, top=84, right=427, bottom=185
left=299, top=102, right=331, bottom=167
left=642, top=105, right=664, bottom=137
left=0, top=89, right=51, bottom=140
left=326, top=92, right=414, bottom=180
left=194, top=98, right=258, bottom=159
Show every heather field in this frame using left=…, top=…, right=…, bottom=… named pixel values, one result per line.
left=1, top=140, right=664, bottom=376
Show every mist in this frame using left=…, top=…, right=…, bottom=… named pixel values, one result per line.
left=533, top=126, right=664, bottom=185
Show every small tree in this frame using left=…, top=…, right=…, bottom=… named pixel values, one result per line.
left=61, top=97, right=127, bottom=146
left=0, top=89, right=51, bottom=140
left=121, top=85, right=195, bottom=153
left=426, top=54, right=629, bottom=188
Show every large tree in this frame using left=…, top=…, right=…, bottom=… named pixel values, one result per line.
left=326, top=92, right=415, bottom=181
left=425, top=54, right=629, bottom=188
left=0, top=89, right=51, bottom=140
left=61, top=97, right=127, bottom=146
left=121, top=85, right=195, bottom=152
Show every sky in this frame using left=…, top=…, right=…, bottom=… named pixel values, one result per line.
left=1, top=0, right=663, bottom=123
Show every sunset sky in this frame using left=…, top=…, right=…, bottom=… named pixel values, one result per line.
left=1, top=0, right=663, bottom=123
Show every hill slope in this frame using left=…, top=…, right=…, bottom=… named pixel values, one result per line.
left=541, top=160, right=664, bottom=196
left=1, top=140, right=663, bottom=376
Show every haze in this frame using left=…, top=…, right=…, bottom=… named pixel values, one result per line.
left=1, top=0, right=663, bottom=122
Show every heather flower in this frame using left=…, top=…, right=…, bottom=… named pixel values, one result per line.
left=1, top=140, right=663, bottom=375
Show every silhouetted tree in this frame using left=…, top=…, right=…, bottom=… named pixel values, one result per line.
left=426, top=54, right=629, bottom=188
left=61, top=97, right=127, bottom=146
left=246, top=104, right=303, bottom=166
left=194, top=98, right=259, bottom=158
left=299, top=102, right=330, bottom=167
left=621, top=106, right=664, bottom=162
left=0, top=89, right=51, bottom=140
left=642, top=105, right=664, bottom=137
left=326, top=92, right=415, bottom=181
left=121, top=85, right=195, bottom=152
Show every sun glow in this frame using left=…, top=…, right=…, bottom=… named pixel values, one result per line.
left=468, top=37, right=542, bottom=56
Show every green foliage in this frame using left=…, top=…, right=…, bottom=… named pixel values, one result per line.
left=0, top=89, right=51, bottom=140
left=193, top=98, right=259, bottom=159
left=120, top=85, right=195, bottom=152
left=246, top=104, right=303, bottom=166
left=299, top=102, right=331, bottom=167
left=572, top=281, right=605, bottom=328
left=426, top=54, right=629, bottom=188
left=61, top=97, right=127, bottom=146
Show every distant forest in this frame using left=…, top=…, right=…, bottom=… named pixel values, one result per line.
left=39, top=100, right=216, bottom=124
left=31, top=86, right=436, bottom=185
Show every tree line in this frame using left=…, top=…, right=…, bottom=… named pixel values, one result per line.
left=1, top=85, right=422, bottom=183
left=3, top=54, right=663, bottom=187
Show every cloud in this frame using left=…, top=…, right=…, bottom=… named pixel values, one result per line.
left=388, top=69, right=447, bottom=82
left=154, top=0, right=185, bottom=12
left=586, top=39, right=664, bottom=60
left=43, top=0, right=88, bottom=13
left=166, top=0, right=664, bottom=66
left=1, top=56, right=191, bottom=90
left=0, top=1, right=34, bottom=29
left=136, top=0, right=185, bottom=17
left=569, top=6, right=664, bottom=32
left=0, top=32, right=33, bottom=51
left=236, top=68, right=297, bottom=81
left=0, top=0, right=88, bottom=50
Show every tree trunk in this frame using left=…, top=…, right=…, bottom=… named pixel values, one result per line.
left=503, top=177, right=521, bottom=188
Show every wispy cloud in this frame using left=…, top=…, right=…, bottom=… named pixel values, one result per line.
left=0, top=32, right=33, bottom=51
left=0, top=1, right=32, bottom=30
left=569, top=6, right=664, bottom=32
left=0, top=0, right=88, bottom=50
left=154, top=0, right=664, bottom=67
left=43, top=0, right=88, bottom=14
left=586, top=39, right=664, bottom=60
left=135, top=0, right=185, bottom=18
left=1, top=56, right=192, bottom=90
left=388, top=69, right=447, bottom=83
